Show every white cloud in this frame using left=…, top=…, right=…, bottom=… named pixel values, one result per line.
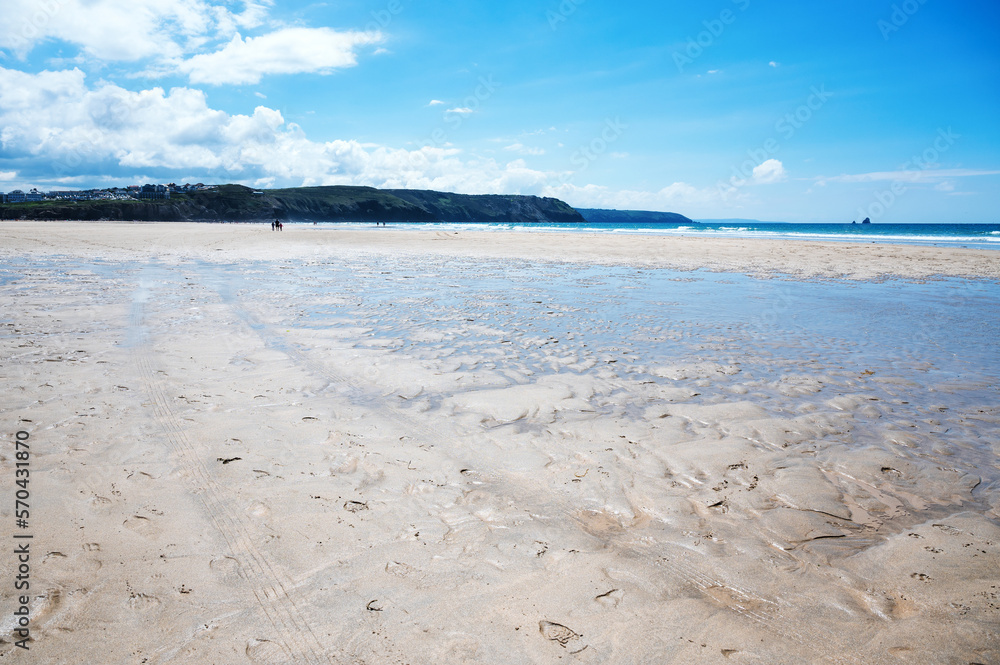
left=0, top=2, right=376, bottom=87
left=0, top=0, right=254, bottom=61
left=504, top=142, right=545, bottom=156
left=217, top=2, right=270, bottom=33
left=445, top=107, right=474, bottom=115
left=769, top=61, right=779, bottom=67
left=178, top=28, right=381, bottom=85
left=751, top=158, right=787, bottom=184
left=0, top=65, right=771, bottom=216
left=820, top=168, right=1000, bottom=184
left=934, top=181, right=955, bottom=192
left=707, top=69, right=721, bottom=75
left=543, top=181, right=721, bottom=211
left=0, top=65, right=556, bottom=195
left=427, top=99, right=445, bottom=106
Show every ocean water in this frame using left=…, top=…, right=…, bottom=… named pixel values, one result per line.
left=307, top=221, right=1000, bottom=249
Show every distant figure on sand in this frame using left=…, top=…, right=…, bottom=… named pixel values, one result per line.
left=271, top=220, right=276, bottom=231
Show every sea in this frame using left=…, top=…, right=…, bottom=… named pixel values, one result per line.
left=309, top=221, right=1000, bottom=250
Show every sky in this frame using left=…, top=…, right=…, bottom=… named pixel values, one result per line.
left=1, top=0, right=998, bottom=222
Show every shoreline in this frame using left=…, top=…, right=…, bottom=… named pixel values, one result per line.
left=1, top=221, right=999, bottom=280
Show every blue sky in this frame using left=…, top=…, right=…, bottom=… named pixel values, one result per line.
left=1, top=0, right=998, bottom=221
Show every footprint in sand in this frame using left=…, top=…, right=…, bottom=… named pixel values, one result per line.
left=932, top=523, right=962, bottom=536
left=594, top=588, right=624, bottom=608
left=127, top=592, right=161, bottom=611
left=88, top=494, right=113, bottom=511
left=385, top=561, right=415, bottom=577
left=124, top=579, right=161, bottom=611
left=245, top=638, right=286, bottom=662
left=123, top=514, right=160, bottom=537
left=209, top=555, right=242, bottom=579
left=126, top=470, right=157, bottom=483
left=330, top=454, right=386, bottom=490
left=576, top=509, right=625, bottom=537
left=80, top=558, right=103, bottom=573
left=539, top=620, right=588, bottom=653
left=344, top=500, right=369, bottom=513
left=44, top=550, right=104, bottom=576
left=887, top=596, right=920, bottom=618
left=247, top=501, right=271, bottom=519
left=0, top=589, right=62, bottom=644
left=30, top=590, right=62, bottom=620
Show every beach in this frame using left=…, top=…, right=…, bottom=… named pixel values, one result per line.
left=1, top=221, right=999, bottom=279
left=1, top=222, right=998, bottom=664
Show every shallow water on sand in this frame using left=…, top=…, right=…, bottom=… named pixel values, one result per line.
left=3, top=252, right=998, bottom=664
left=222, top=255, right=1000, bottom=481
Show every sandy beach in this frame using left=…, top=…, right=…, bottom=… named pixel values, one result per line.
left=0, top=222, right=998, bottom=280
left=1, top=222, right=998, bottom=664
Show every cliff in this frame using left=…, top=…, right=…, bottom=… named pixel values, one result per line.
left=576, top=208, right=696, bottom=225
left=0, top=185, right=586, bottom=224
left=383, top=189, right=583, bottom=224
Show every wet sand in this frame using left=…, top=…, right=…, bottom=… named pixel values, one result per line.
left=1, top=222, right=998, bottom=664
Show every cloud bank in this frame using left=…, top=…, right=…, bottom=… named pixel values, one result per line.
left=0, top=0, right=380, bottom=86
left=0, top=66, right=553, bottom=194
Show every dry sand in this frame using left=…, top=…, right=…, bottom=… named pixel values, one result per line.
left=1, top=222, right=998, bottom=664
left=0, top=221, right=998, bottom=279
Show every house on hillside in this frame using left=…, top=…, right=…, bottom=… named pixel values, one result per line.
left=135, top=184, right=170, bottom=200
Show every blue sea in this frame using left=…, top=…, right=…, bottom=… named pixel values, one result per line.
left=309, top=221, right=1000, bottom=249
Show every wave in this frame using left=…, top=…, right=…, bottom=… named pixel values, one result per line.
left=304, top=221, right=1000, bottom=248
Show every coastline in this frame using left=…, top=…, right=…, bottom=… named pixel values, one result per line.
left=2, top=221, right=999, bottom=280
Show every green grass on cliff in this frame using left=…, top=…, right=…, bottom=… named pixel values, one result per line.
left=1, top=184, right=593, bottom=224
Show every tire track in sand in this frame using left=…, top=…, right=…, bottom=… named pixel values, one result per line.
left=128, top=272, right=334, bottom=665
left=203, top=263, right=869, bottom=665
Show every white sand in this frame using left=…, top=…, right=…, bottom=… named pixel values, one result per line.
left=0, top=221, right=998, bottom=279
left=1, top=222, right=998, bottom=664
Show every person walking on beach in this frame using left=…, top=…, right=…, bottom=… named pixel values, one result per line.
left=271, top=220, right=275, bottom=231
